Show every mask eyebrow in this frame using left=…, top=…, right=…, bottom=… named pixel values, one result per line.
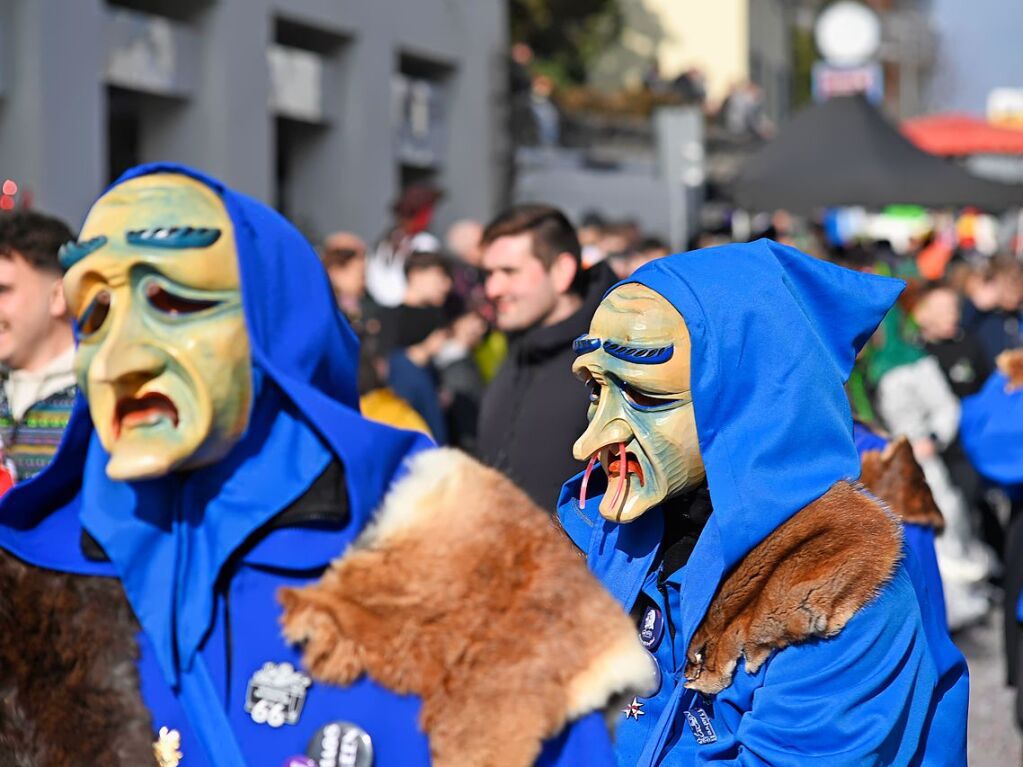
left=125, top=226, right=221, bottom=249
left=573, top=335, right=602, bottom=355
left=602, top=340, right=674, bottom=365
left=58, top=235, right=109, bottom=270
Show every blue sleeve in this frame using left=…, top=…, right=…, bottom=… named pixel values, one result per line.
left=709, top=568, right=949, bottom=766
left=536, top=711, right=616, bottom=767
left=902, top=524, right=948, bottom=630
left=853, top=421, right=888, bottom=455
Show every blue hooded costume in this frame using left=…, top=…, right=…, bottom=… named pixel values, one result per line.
left=0, top=164, right=633, bottom=767
left=557, top=240, right=968, bottom=766
left=960, top=369, right=1023, bottom=497
left=959, top=365, right=1023, bottom=688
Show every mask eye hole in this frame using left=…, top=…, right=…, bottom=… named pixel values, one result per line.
left=144, top=282, right=221, bottom=316
left=586, top=378, right=602, bottom=404
left=78, top=290, right=111, bottom=336
left=623, top=385, right=664, bottom=408
left=620, top=382, right=688, bottom=411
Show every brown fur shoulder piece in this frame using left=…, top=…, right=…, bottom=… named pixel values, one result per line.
left=683, top=481, right=903, bottom=695
left=860, top=435, right=944, bottom=530
left=0, top=550, right=155, bottom=766
left=279, top=448, right=654, bottom=767
left=997, top=347, right=1023, bottom=391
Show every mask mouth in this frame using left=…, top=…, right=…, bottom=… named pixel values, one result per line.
left=606, top=448, right=645, bottom=485
left=579, top=442, right=645, bottom=510
left=114, top=392, right=179, bottom=438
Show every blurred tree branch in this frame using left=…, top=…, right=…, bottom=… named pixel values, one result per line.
left=510, top=0, right=622, bottom=85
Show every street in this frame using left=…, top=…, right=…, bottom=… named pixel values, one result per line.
left=958, top=611, right=1023, bottom=766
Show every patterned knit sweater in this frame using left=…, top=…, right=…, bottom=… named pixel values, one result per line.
left=0, top=382, right=77, bottom=483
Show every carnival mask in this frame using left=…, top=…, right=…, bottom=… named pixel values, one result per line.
left=572, top=283, right=705, bottom=522
left=62, top=173, right=252, bottom=480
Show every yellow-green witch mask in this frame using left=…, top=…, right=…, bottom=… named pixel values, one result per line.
left=572, top=283, right=705, bottom=522
left=63, top=173, right=253, bottom=481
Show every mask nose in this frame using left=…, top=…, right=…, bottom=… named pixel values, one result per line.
left=573, top=393, right=635, bottom=461
left=88, top=310, right=167, bottom=387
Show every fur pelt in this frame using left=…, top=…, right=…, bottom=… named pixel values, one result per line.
left=0, top=550, right=155, bottom=767
left=683, top=481, right=903, bottom=695
left=279, top=448, right=654, bottom=767
left=860, top=435, right=944, bottom=530
left=998, top=347, right=1023, bottom=391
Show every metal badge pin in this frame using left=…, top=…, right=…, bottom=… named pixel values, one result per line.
left=639, top=604, right=664, bottom=650
left=307, top=721, right=374, bottom=767
left=244, top=661, right=312, bottom=728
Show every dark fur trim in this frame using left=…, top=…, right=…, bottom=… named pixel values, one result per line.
left=0, top=550, right=155, bottom=766
left=279, top=448, right=652, bottom=767
left=684, top=481, right=903, bottom=695
left=998, top=348, right=1023, bottom=391
left=860, top=436, right=944, bottom=530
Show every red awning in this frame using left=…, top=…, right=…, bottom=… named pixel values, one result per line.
left=903, top=113, right=1023, bottom=157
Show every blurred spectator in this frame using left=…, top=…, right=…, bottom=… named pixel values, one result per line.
left=434, top=312, right=488, bottom=451
left=530, top=74, right=561, bottom=148
left=867, top=308, right=994, bottom=629
left=356, top=338, right=433, bottom=439
left=961, top=257, right=1023, bottom=366
left=0, top=210, right=76, bottom=484
left=509, top=41, right=534, bottom=97
left=611, top=236, right=670, bottom=279
left=912, top=282, right=992, bottom=400
left=366, top=184, right=443, bottom=307
left=911, top=281, right=1001, bottom=560
left=596, top=222, right=632, bottom=262
left=719, top=81, right=772, bottom=140
left=672, top=67, right=707, bottom=107
left=444, top=218, right=486, bottom=316
left=317, top=235, right=429, bottom=438
left=578, top=211, right=607, bottom=270
left=378, top=252, right=454, bottom=443
left=320, top=231, right=379, bottom=330
left=378, top=252, right=453, bottom=357
left=477, top=204, right=616, bottom=509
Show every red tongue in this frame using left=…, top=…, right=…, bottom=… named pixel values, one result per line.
left=608, top=456, right=644, bottom=485
left=115, top=393, right=179, bottom=437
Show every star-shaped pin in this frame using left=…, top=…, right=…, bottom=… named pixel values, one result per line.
left=622, top=697, right=646, bottom=720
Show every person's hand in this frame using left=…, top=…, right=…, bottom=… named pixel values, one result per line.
left=406, top=328, right=450, bottom=366
left=911, top=437, right=937, bottom=461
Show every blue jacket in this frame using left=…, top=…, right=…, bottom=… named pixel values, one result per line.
left=961, top=369, right=1023, bottom=494
left=0, top=163, right=619, bottom=767
left=558, top=241, right=968, bottom=766
left=960, top=367, right=1023, bottom=622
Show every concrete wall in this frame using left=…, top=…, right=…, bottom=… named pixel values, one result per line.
left=0, top=0, right=506, bottom=241
left=747, top=0, right=792, bottom=125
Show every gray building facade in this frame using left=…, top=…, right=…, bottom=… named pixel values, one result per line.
left=0, top=0, right=508, bottom=241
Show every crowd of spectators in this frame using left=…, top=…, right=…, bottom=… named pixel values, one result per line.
left=0, top=185, right=1020, bottom=638
left=319, top=188, right=670, bottom=508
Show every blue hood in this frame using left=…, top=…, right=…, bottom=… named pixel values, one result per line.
left=0, top=163, right=431, bottom=681
left=560, top=239, right=903, bottom=656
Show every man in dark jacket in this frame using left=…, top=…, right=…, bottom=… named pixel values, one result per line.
left=477, top=204, right=616, bottom=509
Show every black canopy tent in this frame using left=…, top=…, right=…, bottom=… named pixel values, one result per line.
left=733, top=95, right=1023, bottom=214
